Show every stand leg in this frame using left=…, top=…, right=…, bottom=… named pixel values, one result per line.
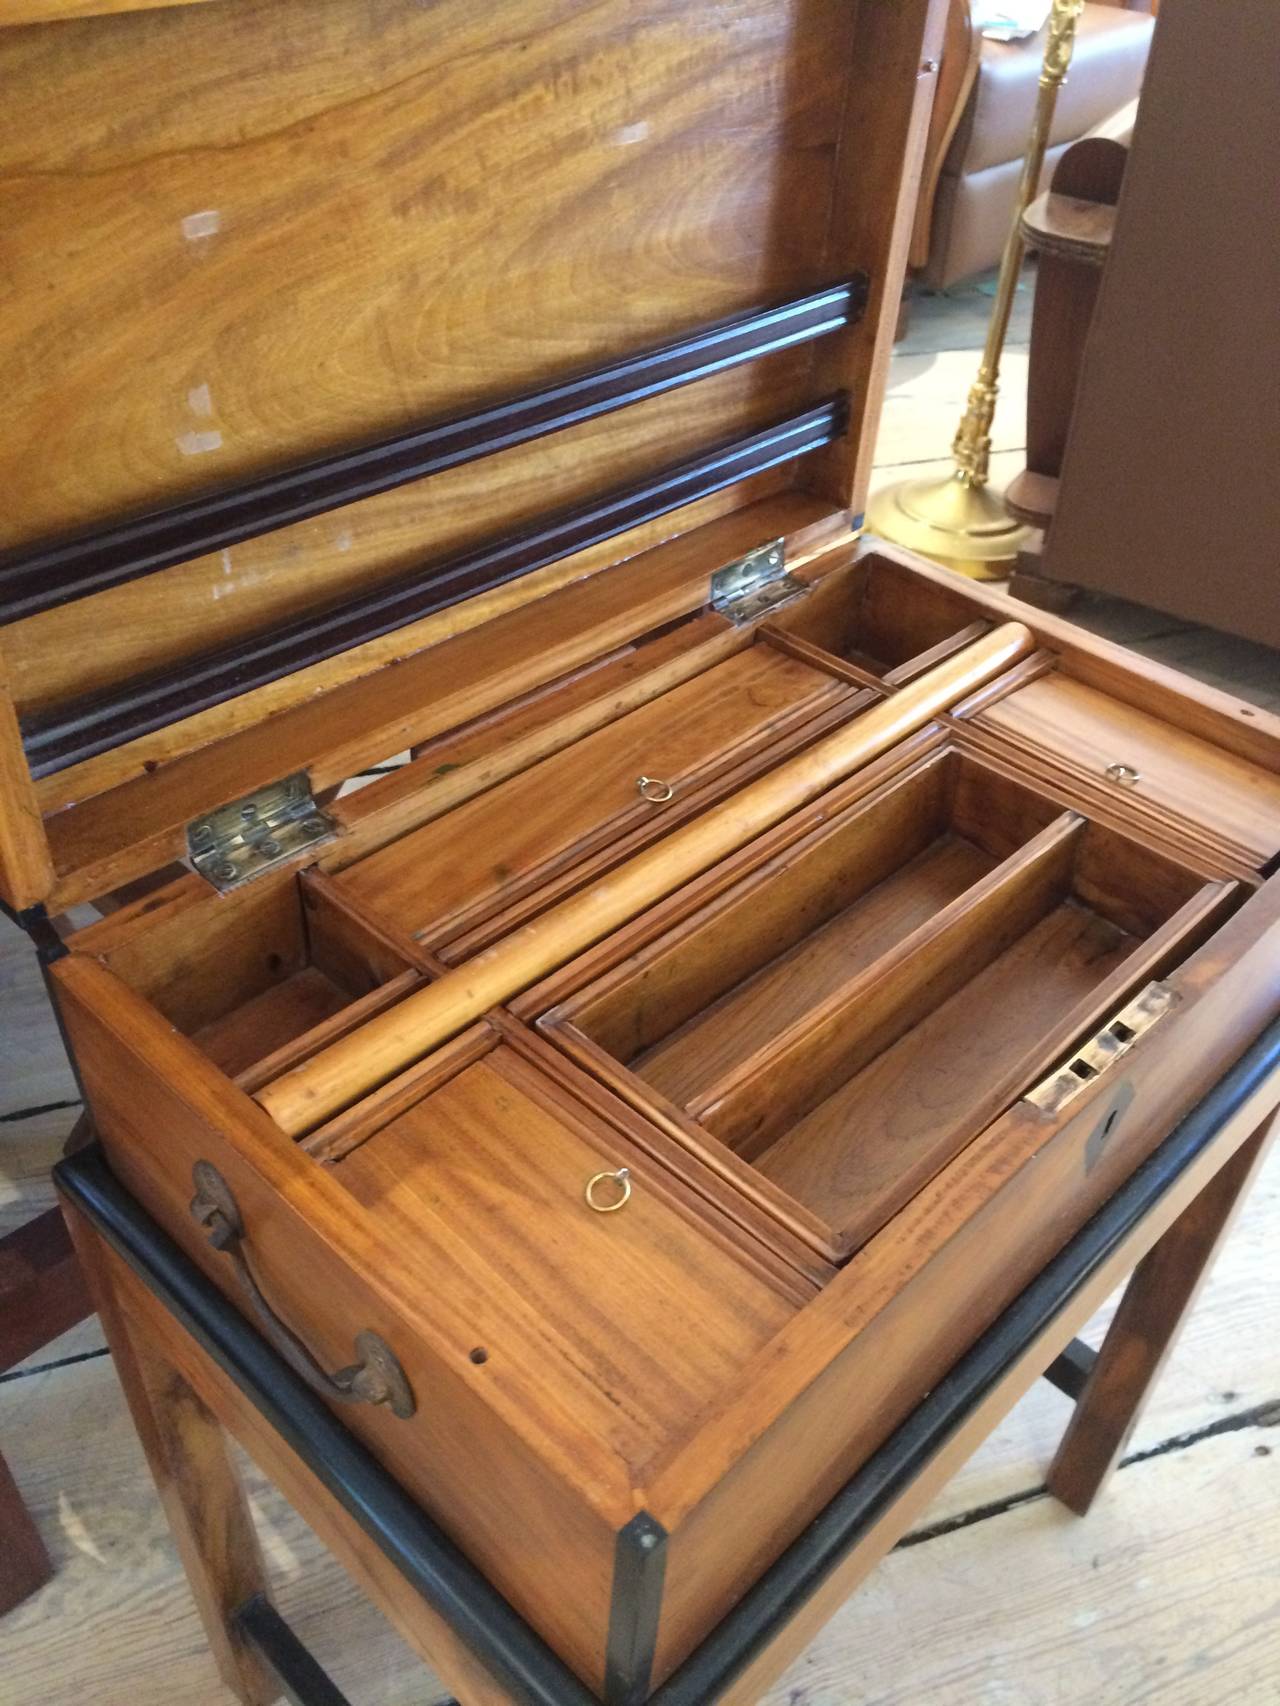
left=1047, top=1114, right=1277, bottom=1515
left=0, top=1450, right=53, bottom=1613
left=63, top=1202, right=278, bottom=1706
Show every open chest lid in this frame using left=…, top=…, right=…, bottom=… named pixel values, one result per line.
left=0, top=0, right=947, bottom=919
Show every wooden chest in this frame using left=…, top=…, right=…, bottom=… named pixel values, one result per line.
left=4, top=1, right=1280, bottom=1698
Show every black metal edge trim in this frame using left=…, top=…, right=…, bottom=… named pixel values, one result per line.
left=50, top=1019, right=1280, bottom=1706
left=605, top=1513, right=670, bottom=1706
left=53, top=1145, right=602, bottom=1706
left=1041, top=1338, right=1098, bottom=1403
left=234, top=1595, right=355, bottom=1706
left=0, top=280, right=867, bottom=626
left=0, top=899, right=69, bottom=964
left=23, top=399, right=846, bottom=777
left=649, top=1014, right=1280, bottom=1704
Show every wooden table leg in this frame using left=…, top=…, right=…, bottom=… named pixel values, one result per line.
left=1047, top=1113, right=1277, bottom=1516
left=0, top=1449, right=53, bottom=1614
left=63, top=1202, right=279, bottom=1706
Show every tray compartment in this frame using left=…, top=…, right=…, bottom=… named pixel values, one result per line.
left=83, top=869, right=427, bottom=1085
left=540, top=748, right=1239, bottom=1260
left=767, top=548, right=1000, bottom=684
left=546, top=753, right=1059, bottom=1107
left=333, top=639, right=862, bottom=956
left=329, top=1031, right=810, bottom=1456
left=971, top=671, right=1280, bottom=869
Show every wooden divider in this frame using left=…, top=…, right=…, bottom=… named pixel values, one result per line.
left=256, top=623, right=1035, bottom=1134
left=689, top=813, right=1085, bottom=1157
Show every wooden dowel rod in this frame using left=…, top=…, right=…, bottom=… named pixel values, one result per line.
left=257, top=622, right=1034, bottom=1135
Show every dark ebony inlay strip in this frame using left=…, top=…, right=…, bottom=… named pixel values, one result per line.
left=605, top=1513, right=669, bottom=1706
left=23, top=398, right=846, bottom=776
left=0, top=280, right=866, bottom=625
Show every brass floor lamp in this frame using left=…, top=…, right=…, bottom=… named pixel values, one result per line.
left=867, top=0, right=1087, bottom=579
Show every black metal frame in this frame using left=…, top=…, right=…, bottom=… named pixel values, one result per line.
left=54, top=1012, right=1280, bottom=1706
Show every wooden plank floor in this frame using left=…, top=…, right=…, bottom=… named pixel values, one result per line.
left=2, top=278, right=1278, bottom=1703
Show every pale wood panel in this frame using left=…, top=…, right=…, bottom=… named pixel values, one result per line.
left=897, top=273, right=1036, bottom=357
left=761, top=1426, right=1280, bottom=1705
left=873, top=346, right=1030, bottom=469
left=2, top=1216, right=1276, bottom=1706
left=0, top=1106, right=80, bottom=1240
left=0, top=915, right=77, bottom=1115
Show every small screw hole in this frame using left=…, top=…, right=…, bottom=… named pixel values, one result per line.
left=469, top=1347, right=489, bottom=1366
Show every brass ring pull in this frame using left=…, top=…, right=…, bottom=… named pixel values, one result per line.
left=636, top=775, right=676, bottom=804
left=584, top=1167, right=632, bottom=1213
left=189, top=1161, right=416, bottom=1419
left=1104, top=762, right=1141, bottom=787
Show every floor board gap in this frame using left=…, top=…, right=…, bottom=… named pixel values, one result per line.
left=0, top=1096, right=81, bottom=1124
left=897, top=1396, right=1280, bottom=1551
left=1, top=1345, right=109, bottom=1384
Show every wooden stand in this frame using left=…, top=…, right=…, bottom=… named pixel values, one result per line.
left=0, top=1119, right=94, bottom=1614
left=56, top=1015, right=1280, bottom=1706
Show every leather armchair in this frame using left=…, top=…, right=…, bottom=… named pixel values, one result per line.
left=911, top=0, right=1155, bottom=291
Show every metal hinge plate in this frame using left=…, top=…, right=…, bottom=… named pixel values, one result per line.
left=187, top=773, right=336, bottom=892
left=1024, top=982, right=1178, bottom=1116
left=710, top=539, right=806, bottom=625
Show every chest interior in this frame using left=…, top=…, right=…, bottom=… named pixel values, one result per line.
left=7, top=0, right=1280, bottom=1520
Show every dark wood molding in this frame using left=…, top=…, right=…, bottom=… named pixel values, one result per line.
left=22, top=399, right=848, bottom=776
left=0, top=280, right=866, bottom=626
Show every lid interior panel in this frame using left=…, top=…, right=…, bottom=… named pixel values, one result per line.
left=0, top=0, right=945, bottom=910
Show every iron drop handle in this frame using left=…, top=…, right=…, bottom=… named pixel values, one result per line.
left=189, top=1160, right=415, bottom=1419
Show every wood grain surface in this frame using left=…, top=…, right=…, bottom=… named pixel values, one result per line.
left=0, top=0, right=859, bottom=700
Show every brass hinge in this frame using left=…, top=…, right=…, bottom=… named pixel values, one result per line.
left=710, top=539, right=807, bottom=625
left=187, top=773, right=336, bottom=892
left=1024, top=982, right=1178, bottom=1115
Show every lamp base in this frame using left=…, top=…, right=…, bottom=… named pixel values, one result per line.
left=865, top=472, right=1034, bottom=580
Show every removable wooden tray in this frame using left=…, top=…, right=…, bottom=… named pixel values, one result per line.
left=535, top=744, right=1239, bottom=1262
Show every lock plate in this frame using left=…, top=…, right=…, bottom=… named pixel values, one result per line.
left=710, top=539, right=806, bottom=624
left=187, top=773, right=336, bottom=891
left=1024, top=981, right=1177, bottom=1116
